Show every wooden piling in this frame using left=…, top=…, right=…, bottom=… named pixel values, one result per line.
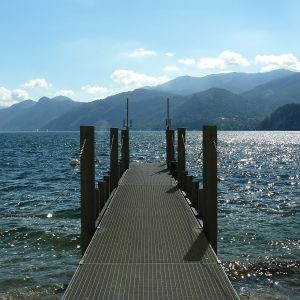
left=191, top=180, right=199, bottom=210
left=80, top=126, right=95, bottom=256
left=118, top=161, right=121, bottom=180
left=166, top=129, right=175, bottom=168
left=102, top=180, right=107, bottom=203
left=203, top=125, right=217, bottom=254
left=170, top=130, right=174, bottom=162
left=110, top=128, right=119, bottom=189
left=166, top=129, right=171, bottom=167
left=198, top=188, right=204, bottom=219
left=104, top=174, right=110, bottom=199
left=177, top=128, right=186, bottom=189
left=121, top=129, right=129, bottom=171
left=186, top=175, right=193, bottom=199
left=183, top=170, right=188, bottom=193
left=98, top=181, right=105, bottom=211
left=95, top=188, right=100, bottom=218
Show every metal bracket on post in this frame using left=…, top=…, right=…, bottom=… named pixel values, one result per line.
left=203, top=125, right=217, bottom=254
left=80, top=126, right=95, bottom=256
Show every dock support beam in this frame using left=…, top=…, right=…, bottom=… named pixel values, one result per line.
left=110, top=128, right=119, bottom=189
left=80, top=126, right=95, bottom=256
left=121, top=129, right=129, bottom=172
left=104, top=174, right=110, bottom=198
left=177, top=128, right=186, bottom=189
left=98, top=181, right=105, bottom=211
left=191, top=180, right=199, bottom=210
left=166, top=129, right=174, bottom=168
left=203, top=125, right=217, bottom=254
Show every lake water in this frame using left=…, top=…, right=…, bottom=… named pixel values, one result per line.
left=0, top=131, right=299, bottom=299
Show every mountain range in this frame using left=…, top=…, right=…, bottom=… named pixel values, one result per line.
left=0, top=69, right=300, bottom=131
left=147, top=69, right=293, bottom=95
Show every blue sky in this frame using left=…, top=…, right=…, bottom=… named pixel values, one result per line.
left=0, top=0, right=300, bottom=106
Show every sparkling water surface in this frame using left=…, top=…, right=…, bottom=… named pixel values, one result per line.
left=0, top=131, right=299, bottom=299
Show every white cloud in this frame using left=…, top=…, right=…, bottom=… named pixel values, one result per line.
left=0, top=87, right=29, bottom=107
left=165, top=52, right=175, bottom=57
left=178, top=58, right=196, bottom=65
left=81, top=85, right=110, bottom=95
left=111, top=69, right=168, bottom=89
left=255, top=53, right=300, bottom=72
left=55, top=89, right=75, bottom=97
left=12, top=89, right=29, bottom=101
left=163, top=65, right=180, bottom=72
left=0, top=87, right=11, bottom=102
left=198, top=51, right=250, bottom=69
left=24, top=78, right=52, bottom=89
left=128, top=48, right=157, bottom=57
left=198, top=57, right=224, bottom=69
left=219, top=50, right=250, bottom=67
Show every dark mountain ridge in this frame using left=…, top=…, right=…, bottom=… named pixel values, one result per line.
left=0, top=69, right=300, bottom=131
left=260, top=103, right=300, bottom=130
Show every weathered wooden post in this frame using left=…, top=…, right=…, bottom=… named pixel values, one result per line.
left=121, top=129, right=129, bottom=171
left=191, top=180, right=199, bottom=210
left=80, top=125, right=95, bottom=256
left=103, top=180, right=108, bottom=202
left=186, top=175, right=193, bottom=199
left=117, top=161, right=121, bottom=180
left=110, top=128, right=118, bottom=189
left=120, top=131, right=123, bottom=174
left=198, top=188, right=204, bottom=219
left=98, top=181, right=106, bottom=211
left=183, top=170, right=188, bottom=192
left=203, top=125, right=217, bottom=254
left=165, top=97, right=174, bottom=168
left=120, top=131, right=124, bottom=176
left=177, top=128, right=186, bottom=189
left=95, top=187, right=100, bottom=218
left=166, top=129, right=171, bottom=167
left=170, top=129, right=175, bottom=162
left=166, top=129, right=175, bottom=168
left=104, top=174, right=110, bottom=198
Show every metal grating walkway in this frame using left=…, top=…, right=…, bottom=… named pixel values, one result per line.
left=63, top=163, right=239, bottom=300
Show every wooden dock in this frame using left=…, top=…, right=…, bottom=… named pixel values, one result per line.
left=62, top=125, right=239, bottom=299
